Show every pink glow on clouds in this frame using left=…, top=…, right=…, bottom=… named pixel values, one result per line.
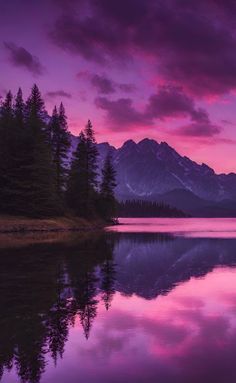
left=0, top=1, right=236, bottom=173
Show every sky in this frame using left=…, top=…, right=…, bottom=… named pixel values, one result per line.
left=0, top=0, right=236, bottom=173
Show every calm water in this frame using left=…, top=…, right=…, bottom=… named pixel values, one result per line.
left=1, top=218, right=236, bottom=383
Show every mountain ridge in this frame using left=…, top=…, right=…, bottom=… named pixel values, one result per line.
left=69, top=135, right=236, bottom=216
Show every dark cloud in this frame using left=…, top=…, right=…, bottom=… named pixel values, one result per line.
left=175, top=122, right=222, bottom=137
left=50, top=0, right=236, bottom=96
left=4, top=42, right=45, bottom=75
left=92, top=0, right=150, bottom=27
left=91, top=74, right=115, bottom=94
left=119, top=83, right=136, bottom=93
left=46, top=90, right=72, bottom=99
left=50, top=13, right=126, bottom=63
left=146, top=86, right=209, bottom=122
left=52, top=0, right=81, bottom=6
left=76, top=71, right=136, bottom=94
left=95, top=86, right=221, bottom=136
left=95, top=97, right=151, bottom=128
left=90, top=74, right=136, bottom=94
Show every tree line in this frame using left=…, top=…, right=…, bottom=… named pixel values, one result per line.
left=118, top=199, right=187, bottom=217
left=0, top=85, right=117, bottom=221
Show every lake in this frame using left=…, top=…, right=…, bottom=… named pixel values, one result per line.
left=1, top=218, right=236, bottom=383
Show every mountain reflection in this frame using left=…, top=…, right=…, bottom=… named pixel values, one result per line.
left=113, top=233, right=236, bottom=299
left=0, top=232, right=236, bottom=382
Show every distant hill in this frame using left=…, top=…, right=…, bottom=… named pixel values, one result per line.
left=155, top=189, right=236, bottom=217
left=70, top=135, right=236, bottom=217
left=118, top=199, right=187, bottom=217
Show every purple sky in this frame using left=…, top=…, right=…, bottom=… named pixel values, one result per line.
left=0, top=0, right=236, bottom=173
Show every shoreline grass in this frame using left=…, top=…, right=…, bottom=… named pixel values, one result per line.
left=0, top=215, right=105, bottom=234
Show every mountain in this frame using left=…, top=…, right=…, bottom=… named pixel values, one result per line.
left=69, top=135, right=236, bottom=216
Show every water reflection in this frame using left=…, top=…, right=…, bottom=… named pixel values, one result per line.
left=0, top=234, right=116, bottom=383
left=1, top=228, right=236, bottom=383
left=108, top=217, right=236, bottom=238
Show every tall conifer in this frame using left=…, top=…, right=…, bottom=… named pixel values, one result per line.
left=84, top=119, right=99, bottom=215
left=14, top=88, right=24, bottom=129
left=23, top=84, right=59, bottom=217
left=84, top=119, right=98, bottom=190
left=50, top=103, right=70, bottom=199
left=0, top=91, right=14, bottom=212
left=66, top=131, right=88, bottom=216
left=100, top=153, right=117, bottom=220
left=67, top=120, right=99, bottom=218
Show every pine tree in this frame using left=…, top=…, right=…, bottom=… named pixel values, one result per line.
left=66, top=131, right=88, bottom=216
left=50, top=103, right=70, bottom=199
left=67, top=120, right=99, bottom=218
left=14, top=88, right=24, bottom=129
left=99, top=153, right=117, bottom=221
left=10, top=88, right=30, bottom=214
left=0, top=91, right=15, bottom=213
left=84, top=119, right=99, bottom=216
left=0, top=89, right=30, bottom=214
left=84, top=119, right=98, bottom=190
left=0, top=85, right=112, bottom=219
left=23, top=84, right=60, bottom=217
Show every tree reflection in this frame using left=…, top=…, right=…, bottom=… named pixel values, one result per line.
left=47, top=263, right=70, bottom=364
left=1, top=232, right=236, bottom=382
left=101, top=259, right=116, bottom=311
left=0, top=233, right=116, bottom=382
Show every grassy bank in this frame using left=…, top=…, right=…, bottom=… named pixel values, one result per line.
left=0, top=215, right=105, bottom=234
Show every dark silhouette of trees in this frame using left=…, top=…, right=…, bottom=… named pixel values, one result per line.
left=99, top=153, right=117, bottom=221
left=66, top=120, right=100, bottom=218
left=0, top=84, right=118, bottom=220
left=0, top=91, right=14, bottom=213
left=67, top=131, right=88, bottom=216
left=14, top=88, right=24, bottom=129
left=118, top=199, right=187, bottom=217
left=84, top=119, right=98, bottom=190
left=84, top=119, right=99, bottom=216
left=24, top=84, right=60, bottom=217
left=50, top=103, right=71, bottom=199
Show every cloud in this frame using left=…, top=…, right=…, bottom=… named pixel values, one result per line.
left=95, top=86, right=222, bottom=137
left=91, top=74, right=115, bottom=94
left=221, top=119, right=234, bottom=126
left=4, top=42, right=45, bottom=75
left=95, top=97, right=151, bottom=128
left=46, top=90, right=72, bottom=99
left=77, top=72, right=136, bottom=94
left=50, top=0, right=236, bottom=96
left=175, top=122, right=222, bottom=137
left=119, top=83, right=136, bottom=93
left=50, top=13, right=126, bottom=63
left=145, top=86, right=222, bottom=137
left=146, top=86, right=208, bottom=122
left=91, top=74, right=136, bottom=94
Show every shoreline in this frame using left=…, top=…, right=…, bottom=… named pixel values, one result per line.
left=0, top=216, right=107, bottom=234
